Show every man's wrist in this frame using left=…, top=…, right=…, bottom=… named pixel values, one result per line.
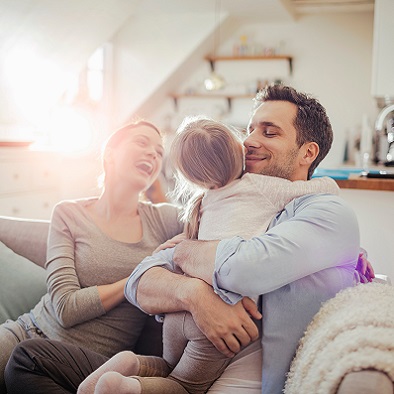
left=177, top=277, right=210, bottom=313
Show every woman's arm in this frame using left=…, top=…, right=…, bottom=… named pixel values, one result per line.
left=97, top=278, right=128, bottom=312
left=46, top=204, right=127, bottom=328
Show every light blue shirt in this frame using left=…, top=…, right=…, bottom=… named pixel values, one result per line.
left=125, top=193, right=360, bottom=394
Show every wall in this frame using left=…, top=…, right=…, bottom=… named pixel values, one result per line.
left=371, top=0, right=394, bottom=98
left=0, top=0, right=139, bottom=140
left=110, top=12, right=226, bottom=129
left=339, top=189, right=393, bottom=281
left=152, top=12, right=377, bottom=169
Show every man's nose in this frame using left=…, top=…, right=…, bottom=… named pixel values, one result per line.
left=244, top=133, right=261, bottom=149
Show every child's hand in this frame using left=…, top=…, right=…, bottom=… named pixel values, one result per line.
left=153, top=233, right=187, bottom=254
left=356, top=249, right=375, bottom=283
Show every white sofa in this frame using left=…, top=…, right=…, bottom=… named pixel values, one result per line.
left=0, top=216, right=393, bottom=394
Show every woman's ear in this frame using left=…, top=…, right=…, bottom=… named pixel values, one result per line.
left=301, top=142, right=319, bottom=166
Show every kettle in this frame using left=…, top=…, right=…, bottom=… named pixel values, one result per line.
left=374, top=103, right=394, bottom=166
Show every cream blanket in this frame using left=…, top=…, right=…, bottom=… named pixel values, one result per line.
left=284, top=282, right=394, bottom=394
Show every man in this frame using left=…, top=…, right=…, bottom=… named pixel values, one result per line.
left=125, top=84, right=362, bottom=393
left=4, top=85, right=373, bottom=394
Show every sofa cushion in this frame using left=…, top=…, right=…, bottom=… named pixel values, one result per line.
left=0, top=216, right=49, bottom=268
left=0, top=241, right=47, bottom=324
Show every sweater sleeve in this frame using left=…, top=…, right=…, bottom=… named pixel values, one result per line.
left=250, top=174, right=339, bottom=213
left=45, top=203, right=106, bottom=328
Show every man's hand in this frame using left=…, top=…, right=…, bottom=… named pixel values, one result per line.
left=356, top=249, right=375, bottom=283
left=188, top=281, right=262, bottom=357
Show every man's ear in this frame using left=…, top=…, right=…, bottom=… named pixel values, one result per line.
left=300, top=142, right=319, bottom=166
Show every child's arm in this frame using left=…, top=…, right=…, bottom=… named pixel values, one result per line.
left=280, top=176, right=339, bottom=207
left=249, top=174, right=339, bottom=212
left=293, top=176, right=340, bottom=195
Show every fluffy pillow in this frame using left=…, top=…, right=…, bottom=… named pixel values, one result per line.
left=0, top=241, right=47, bottom=323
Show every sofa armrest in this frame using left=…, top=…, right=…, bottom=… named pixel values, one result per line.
left=337, top=370, right=393, bottom=394
left=0, top=216, right=49, bottom=268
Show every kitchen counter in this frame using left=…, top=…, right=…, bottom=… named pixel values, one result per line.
left=313, top=167, right=394, bottom=192
left=335, top=176, right=394, bottom=191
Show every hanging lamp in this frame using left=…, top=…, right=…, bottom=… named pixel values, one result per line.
left=204, top=0, right=225, bottom=91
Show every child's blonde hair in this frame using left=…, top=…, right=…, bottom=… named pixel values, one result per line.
left=171, top=115, right=244, bottom=239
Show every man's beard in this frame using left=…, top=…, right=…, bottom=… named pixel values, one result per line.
left=260, top=148, right=299, bottom=180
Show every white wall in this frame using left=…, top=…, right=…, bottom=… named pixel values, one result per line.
left=110, top=12, right=225, bottom=129
left=372, top=0, right=394, bottom=98
left=152, top=12, right=377, bottom=168
left=339, top=189, right=393, bottom=281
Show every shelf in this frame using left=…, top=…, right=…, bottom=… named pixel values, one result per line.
left=205, top=55, right=293, bottom=75
left=169, top=54, right=294, bottom=112
left=169, top=93, right=255, bottom=111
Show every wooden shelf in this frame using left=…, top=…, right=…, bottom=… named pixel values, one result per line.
left=169, top=53, right=294, bottom=111
left=169, top=93, right=254, bottom=99
left=205, top=55, right=292, bottom=61
left=205, top=54, right=293, bottom=74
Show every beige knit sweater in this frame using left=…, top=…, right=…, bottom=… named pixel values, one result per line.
left=31, top=198, right=183, bottom=357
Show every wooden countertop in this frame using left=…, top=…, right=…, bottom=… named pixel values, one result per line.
left=336, top=176, right=394, bottom=191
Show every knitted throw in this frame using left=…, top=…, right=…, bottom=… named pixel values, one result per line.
left=284, top=282, right=394, bottom=394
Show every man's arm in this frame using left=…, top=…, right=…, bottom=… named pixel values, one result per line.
left=125, top=247, right=262, bottom=357
left=211, top=195, right=360, bottom=298
left=177, top=195, right=361, bottom=302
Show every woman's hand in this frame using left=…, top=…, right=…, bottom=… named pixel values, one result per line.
left=153, top=233, right=187, bottom=254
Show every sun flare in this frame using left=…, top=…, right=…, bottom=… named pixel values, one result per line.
left=46, top=107, right=93, bottom=153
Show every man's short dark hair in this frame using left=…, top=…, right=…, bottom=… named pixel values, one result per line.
left=254, top=85, right=333, bottom=179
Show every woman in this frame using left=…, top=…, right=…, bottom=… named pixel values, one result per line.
left=0, top=121, right=183, bottom=393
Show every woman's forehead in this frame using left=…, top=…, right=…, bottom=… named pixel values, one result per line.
left=128, top=125, right=162, bottom=142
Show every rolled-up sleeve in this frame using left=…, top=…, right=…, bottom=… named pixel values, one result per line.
left=125, top=247, right=177, bottom=310
left=212, top=194, right=360, bottom=304
left=213, top=238, right=244, bottom=304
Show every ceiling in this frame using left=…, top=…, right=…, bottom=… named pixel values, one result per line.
left=133, top=0, right=374, bottom=21
left=0, top=0, right=375, bottom=64
left=0, top=0, right=374, bottom=126
left=0, top=0, right=139, bottom=70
